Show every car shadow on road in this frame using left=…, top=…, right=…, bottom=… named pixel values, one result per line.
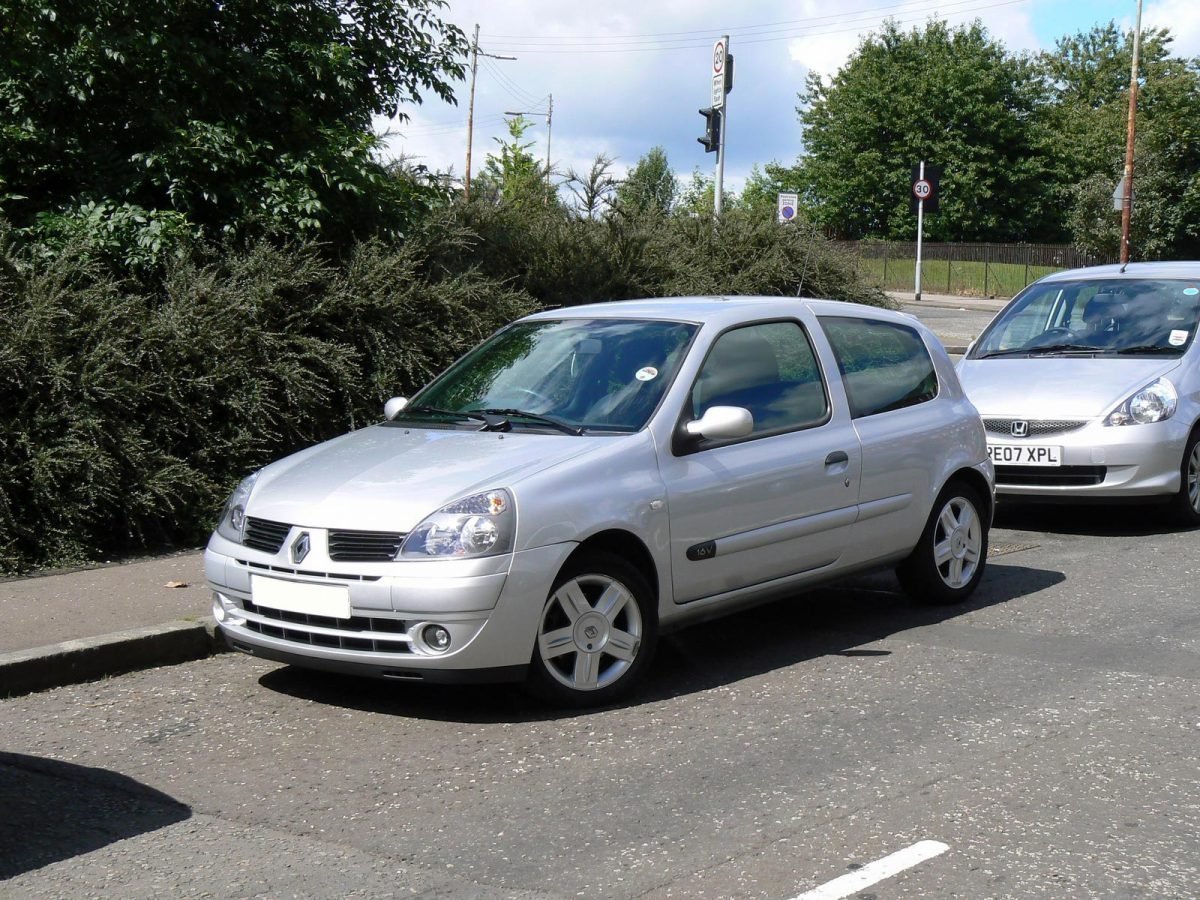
left=994, top=501, right=1194, bottom=537
left=257, top=559, right=1062, bottom=724
left=0, top=752, right=191, bottom=880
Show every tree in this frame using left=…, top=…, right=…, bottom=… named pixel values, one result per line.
left=1038, top=23, right=1200, bottom=259
left=564, top=154, right=619, bottom=219
left=478, top=116, right=555, bottom=207
left=796, top=20, right=1053, bottom=242
left=736, top=163, right=800, bottom=219
left=614, top=147, right=676, bottom=214
left=0, top=1, right=467, bottom=257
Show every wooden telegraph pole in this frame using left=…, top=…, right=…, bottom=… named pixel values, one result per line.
left=464, top=25, right=516, bottom=200
left=1119, top=0, right=1143, bottom=266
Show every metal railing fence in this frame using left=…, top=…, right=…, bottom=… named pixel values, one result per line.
left=839, top=241, right=1114, bottom=298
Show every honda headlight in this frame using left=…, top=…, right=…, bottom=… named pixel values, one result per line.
left=216, top=473, right=259, bottom=543
left=1105, top=377, right=1178, bottom=426
left=400, top=489, right=515, bottom=559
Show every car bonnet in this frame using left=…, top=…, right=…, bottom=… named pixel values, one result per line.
left=957, top=357, right=1182, bottom=419
left=244, top=425, right=610, bottom=532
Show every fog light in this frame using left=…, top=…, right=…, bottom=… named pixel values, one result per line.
left=212, top=592, right=245, bottom=627
left=423, top=624, right=452, bottom=653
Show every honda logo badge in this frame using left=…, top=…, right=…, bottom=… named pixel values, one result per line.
left=1011, top=421, right=1029, bottom=437
left=290, top=532, right=311, bottom=565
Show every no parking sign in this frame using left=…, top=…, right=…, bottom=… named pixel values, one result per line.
left=777, top=192, right=798, bottom=223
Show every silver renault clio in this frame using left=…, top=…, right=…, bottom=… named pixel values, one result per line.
left=957, top=262, right=1200, bottom=522
left=207, top=296, right=993, bottom=705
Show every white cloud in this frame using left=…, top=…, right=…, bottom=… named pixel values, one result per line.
left=1145, top=0, right=1200, bottom=56
left=377, top=0, right=1193, bottom=194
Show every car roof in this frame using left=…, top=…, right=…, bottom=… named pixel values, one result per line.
left=1039, top=261, right=1200, bottom=284
left=519, top=295, right=910, bottom=329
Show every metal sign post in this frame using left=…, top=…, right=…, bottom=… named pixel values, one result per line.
left=914, top=160, right=926, bottom=301
left=712, top=36, right=728, bottom=218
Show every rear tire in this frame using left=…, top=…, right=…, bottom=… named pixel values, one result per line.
left=898, top=480, right=988, bottom=605
left=526, top=552, right=658, bottom=707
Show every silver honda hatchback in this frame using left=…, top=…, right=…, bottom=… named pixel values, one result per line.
left=957, top=262, right=1200, bottom=522
left=207, top=296, right=993, bottom=705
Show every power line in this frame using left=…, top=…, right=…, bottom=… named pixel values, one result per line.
left=482, top=0, right=960, bottom=39
left=485, top=0, right=1016, bottom=41
left=396, top=115, right=509, bottom=138
left=480, top=57, right=548, bottom=108
left=482, top=0, right=1027, bottom=54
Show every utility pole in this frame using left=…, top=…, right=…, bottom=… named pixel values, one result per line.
left=1119, top=0, right=1143, bottom=266
left=464, top=25, right=516, bottom=200
left=544, top=94, right=553, bottom=188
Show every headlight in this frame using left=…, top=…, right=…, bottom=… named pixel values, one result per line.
left=216, top=473, right=259, bottom=543
left=1105, top=377, right=1178, bottom=426
left=400, top=489, right=515, bottom=559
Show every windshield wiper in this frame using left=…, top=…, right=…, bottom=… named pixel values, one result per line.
left=401, top=404, right=505, bottom=428
left=976, top=343, right=1096, bottom=359
left=473, top=408, right=585, bottom=436
left=975, top=348, right=1033, bottom=359
left=1112, top=344, right=1182, bottom=355
left=1024, top=343, right=1101, bottom=356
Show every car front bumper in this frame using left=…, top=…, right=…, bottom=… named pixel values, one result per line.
left=205, top=533, right=574, bottom=682
left=986, top=417, right=1188, bottom=500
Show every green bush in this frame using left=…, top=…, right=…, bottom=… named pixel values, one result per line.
left=440, top=199, right=891, bottom=309
left=0, top=197, right=885, bottom=574
left=0, top=226, right=534, bottom=573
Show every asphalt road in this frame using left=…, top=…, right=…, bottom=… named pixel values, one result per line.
left=3, top=504, right=1198, bottom=898
left=899, top=302, right=998, bottom=353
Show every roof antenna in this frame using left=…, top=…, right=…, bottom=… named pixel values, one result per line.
left=1119, top=260, right=1129, bottom=274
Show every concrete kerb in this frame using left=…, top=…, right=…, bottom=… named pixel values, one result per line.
left=0, top=618, right=230, bottom=699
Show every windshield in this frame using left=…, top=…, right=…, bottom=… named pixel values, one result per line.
left=401, top=318, right=698, bottom=433
left=970, top=278, right=1200, bottom=359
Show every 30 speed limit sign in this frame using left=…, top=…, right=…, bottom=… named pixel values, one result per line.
left=912, top=179, right=933, bottom=201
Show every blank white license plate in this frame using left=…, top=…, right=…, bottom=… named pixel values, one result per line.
left=250, top=576, right=352, bottom=619
left=987, top=443, right=1063, bottom=467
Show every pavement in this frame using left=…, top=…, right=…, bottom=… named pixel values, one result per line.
left=0, top=289, right=1010, bottom=700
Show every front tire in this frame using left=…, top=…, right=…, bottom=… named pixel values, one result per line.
left=526, top=552, right=658, bottom=707
left=898, top=480, right=988, bottom=605
left=1169, top=428, right=1200, bottom=526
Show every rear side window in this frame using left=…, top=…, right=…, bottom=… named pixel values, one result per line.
left=819, top=316, right=938, bottom=419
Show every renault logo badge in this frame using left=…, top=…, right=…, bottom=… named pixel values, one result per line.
left=1011, top=421, right=1029, bottom=437
left=290, top=532, right=311, bottom=565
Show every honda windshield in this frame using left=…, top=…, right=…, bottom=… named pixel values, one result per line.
left=970, top=278, right=1200, bottom=359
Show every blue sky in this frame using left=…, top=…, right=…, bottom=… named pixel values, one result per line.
left=384, top=1, right=1200, bottom=194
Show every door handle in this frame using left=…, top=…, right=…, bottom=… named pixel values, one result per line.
left=825, top=450, right=849, bottom=466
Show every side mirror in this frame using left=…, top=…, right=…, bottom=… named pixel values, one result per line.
left=383, top=397, right=409, bottom=421
left=685, top=405, right=754, bottom=440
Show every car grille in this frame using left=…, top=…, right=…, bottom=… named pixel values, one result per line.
left=243, top=517, right=291, bottom=553
left=996, top=465, right=1106, bottom=487
left=329, top=529, right=406, bottom=562
left=240, top=520, right=406, bottom=563
left=983, top=418, right=1088, bottom=438
left=242, top=599, right=413, bottom=654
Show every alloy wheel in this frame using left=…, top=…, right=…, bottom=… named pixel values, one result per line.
left=537, top=572, right=643, bottom=692
left=932, top=495, right=983, bottom=589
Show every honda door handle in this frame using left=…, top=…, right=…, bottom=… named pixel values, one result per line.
left=825, top=450, right=849, bottom=466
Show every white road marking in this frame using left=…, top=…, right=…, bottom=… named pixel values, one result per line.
left=791, top=840, right=950, bottom=900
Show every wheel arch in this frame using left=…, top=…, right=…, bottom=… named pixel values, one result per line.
left=942, top=466, right=993, bottom=525
left=564, top=529, right=660, bottom=607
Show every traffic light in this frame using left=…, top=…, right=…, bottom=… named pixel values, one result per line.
left=697, top=107, right=722, bottom=154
